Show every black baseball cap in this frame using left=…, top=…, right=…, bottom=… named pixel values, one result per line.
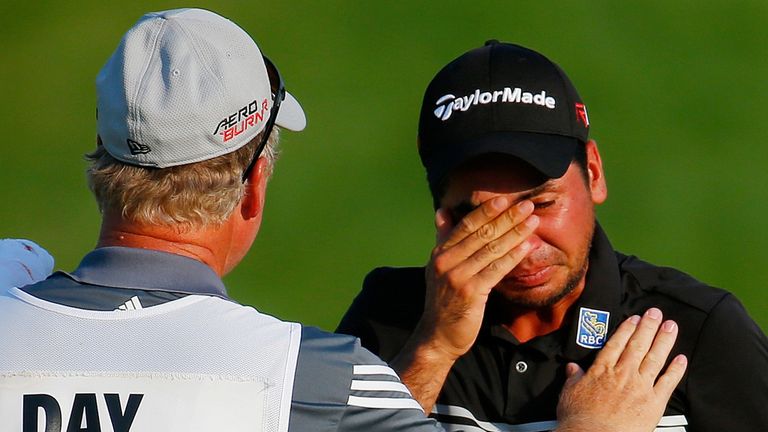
left=418, top=41, right=590, bottom=190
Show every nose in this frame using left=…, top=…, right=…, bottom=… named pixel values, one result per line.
left=523, top=232, right=543, bottom=255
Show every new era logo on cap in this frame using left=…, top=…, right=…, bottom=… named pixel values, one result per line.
left=418, top=41, right=589, bottom=189
left=127, top=140, right=151, bottom=155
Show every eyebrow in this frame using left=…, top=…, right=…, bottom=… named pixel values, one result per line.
left=514, top=181, right=557, bottom=204
left=449, top=180, right=558, bottom=219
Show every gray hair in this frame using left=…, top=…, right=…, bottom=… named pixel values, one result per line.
left=86, top=128, right=280, bottom=230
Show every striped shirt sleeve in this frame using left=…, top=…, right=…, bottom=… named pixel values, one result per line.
left=346, top=364, right=423, bottom=411
left=289, top=326, right=442, bottom=432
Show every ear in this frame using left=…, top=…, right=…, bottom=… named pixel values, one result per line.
left=241, top=157, right=270, bottom=220
left=585, top=140, right=607, bottom=204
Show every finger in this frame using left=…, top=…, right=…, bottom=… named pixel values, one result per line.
left=441, top=196, right=510, bottom=248
left=653, top=354, right=688, bottom=400
left=638, top=319, right=678, bottom=379
left=456, top=214, right=539, bottom=277
left=443, top=199, right=533, bottom=250
left=559, top=363, right=585, bottom=409
left=617, top=308, right=664, bottom=369
left=435, top=209, right=453, bottom=244
left=592, top=314, right=641, bottom=367
left=438, top=200, right=534, bottom=273
left=469, top=238, right=535, bottom=291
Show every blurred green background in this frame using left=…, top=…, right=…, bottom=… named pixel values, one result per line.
left=1, top=0, right=765, bottom=331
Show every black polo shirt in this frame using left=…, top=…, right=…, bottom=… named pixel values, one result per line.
left=337, top=224, right=768, bottom=432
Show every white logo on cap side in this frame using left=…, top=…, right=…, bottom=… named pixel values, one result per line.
left=433, top=87, right=557, bottom=122
left=434, top=94, right=456, bottom=121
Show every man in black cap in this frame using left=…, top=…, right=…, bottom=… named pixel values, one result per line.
left=338, top=41, right=768, bottom=431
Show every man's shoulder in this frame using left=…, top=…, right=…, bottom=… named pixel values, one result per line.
left=353, top=266, right=426, bottom=323
left=298, top=325, right=366, bottom=359
left=616, top=252, right=732, bottom=314
left=335, top=266, right=425, bottom=359
left=363, top=266, right=427, bottom=294
left=291, top=326, right=438, bottom=431
left=296, top=326, right=404, bottom=387
left=615, top=255, right=768, bottom=431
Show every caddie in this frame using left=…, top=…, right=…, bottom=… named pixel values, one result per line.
left=0, top=8, right=440, bottom=431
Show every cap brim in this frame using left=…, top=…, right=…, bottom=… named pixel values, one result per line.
left=275, top=91, right=306, bottom=131
left=425, top=131, right=579, bottom=188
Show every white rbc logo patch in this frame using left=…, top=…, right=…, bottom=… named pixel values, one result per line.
left=576, top=307, right=609, bottom=349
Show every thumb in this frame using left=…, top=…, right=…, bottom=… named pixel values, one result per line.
left=564, top=362, right=585, bottom=385
left=556, top=362, right=587, bottom=424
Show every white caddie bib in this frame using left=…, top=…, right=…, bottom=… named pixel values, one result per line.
left=0, top=290, right=302, bottom=432
left=1, top=372, right=268, bottom=432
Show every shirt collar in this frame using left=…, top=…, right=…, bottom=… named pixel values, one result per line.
left=59, top=247, right=229, bottom=299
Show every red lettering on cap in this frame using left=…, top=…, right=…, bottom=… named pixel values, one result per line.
left=219, top=97, right=270, bottom=143
left=575, top=103, right=589, bottom=127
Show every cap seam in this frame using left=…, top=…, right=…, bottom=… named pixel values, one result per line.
left=170, top=17, right=226, bottom=109
left=130, top=17, right=168, bottom=152
left=488, top=43, right=498, bottom=131
left=552, top=63, right=576, bottom=137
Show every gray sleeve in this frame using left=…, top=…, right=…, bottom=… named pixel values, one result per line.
left=289, top=326, right=442, bottom=432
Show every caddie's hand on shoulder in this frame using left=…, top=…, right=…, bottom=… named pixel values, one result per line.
left=416, top=196, right=539, bottom=360
left=556, top=308, right=687, bottom=432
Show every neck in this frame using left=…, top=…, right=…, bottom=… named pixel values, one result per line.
left=96, top=214, right=231, bottom=276
left=491, top=277, right=587, bottom=343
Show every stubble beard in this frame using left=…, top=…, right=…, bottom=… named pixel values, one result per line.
left=534, top=249, right=590, bottom=308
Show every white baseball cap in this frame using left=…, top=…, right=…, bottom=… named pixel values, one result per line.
left=96, top=8, right=306, bottom=168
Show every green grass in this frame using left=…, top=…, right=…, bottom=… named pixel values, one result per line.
left=2, top=0, right=765, bottom=331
